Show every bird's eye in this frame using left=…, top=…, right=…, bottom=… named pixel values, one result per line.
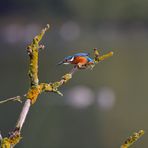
left=69, top=56, right=74, bottom=61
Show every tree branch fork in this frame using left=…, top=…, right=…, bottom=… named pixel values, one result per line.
left=0, top=24, right=114, bottom=147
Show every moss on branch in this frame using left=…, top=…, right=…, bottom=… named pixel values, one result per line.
left=120, top=130, right=145, bottom=148
left=26, top=73, right=73, bottom=104
left=0, top=24, right=114, bottom=148
left=93, top=48, right=114, bottom=64
left=27, top=24, right=50, bottom=86
left=1, top=133, right=22, bottom=148
left=1, top=23, right=144, bottom=148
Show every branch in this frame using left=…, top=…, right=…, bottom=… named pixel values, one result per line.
left=27, top=24, right=50, bottom=86
left=0, top=24, right=50, bottom=148
left=120, top=130, right=145, bottom=148
left=15, top=99, right=31, bottom=131
left=0, top=96, right=22, bottom=104
left=0, top=24, right=113, bottom=148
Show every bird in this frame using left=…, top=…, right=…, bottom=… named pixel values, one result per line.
left=58, top=53, right=94, bottom=68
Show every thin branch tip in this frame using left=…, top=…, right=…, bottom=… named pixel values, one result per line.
left=120, top=130, right=145, bottom=148
left=0, top=96, right=23, bottom=104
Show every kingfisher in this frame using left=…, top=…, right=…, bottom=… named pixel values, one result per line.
left=58, top=53, right=94, bottom=69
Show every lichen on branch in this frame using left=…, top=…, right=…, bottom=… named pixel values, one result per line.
left=0, top=24, right=114, bottom=148
left=27, top=24, right=50, bottom=86
left=93, top=48, right=113, bottom=64
left=120, top=130, right=145, bottom=148
left=26, top=72, right=73, bottom=104
left=0, top=133, right=22, bottom=148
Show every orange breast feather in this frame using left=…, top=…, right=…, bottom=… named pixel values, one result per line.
left=71, top=56, right=87, bottom=65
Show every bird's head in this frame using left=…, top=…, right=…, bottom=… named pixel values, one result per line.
left=58, top=56, right=75, bottom=65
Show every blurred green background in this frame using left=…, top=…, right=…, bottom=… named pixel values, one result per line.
left=0, top=0, right=148, bottom=147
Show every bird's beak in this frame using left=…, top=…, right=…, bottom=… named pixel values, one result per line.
left=57, top=60, right=70, bottom=65
left=57, top=61, right=64, bottom=65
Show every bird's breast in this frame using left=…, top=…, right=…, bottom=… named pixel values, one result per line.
left=71, top=56, right=88, bottom=64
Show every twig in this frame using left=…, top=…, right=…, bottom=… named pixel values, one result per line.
left=70, top=66, right=78, bottom=75
left=0, top=24, right=113, bottom=148
left=0, top=96, right=22, bottom=104
left=120, top=130, right=145, bottom=148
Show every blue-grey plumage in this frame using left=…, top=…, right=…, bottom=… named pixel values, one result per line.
left=87, top=57, right=94, bottom=63
left=58, top=55, right=74, bottom=65
left=73, top=53, right=89, bottom=57
left=58, top=52, right=94, bottom=66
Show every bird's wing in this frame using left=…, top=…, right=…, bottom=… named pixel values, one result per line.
left=87, top=57, right=94, bottom=62
left=64, top=56, right=73, bottom=60
left=74, top=53, right=89, bottom=57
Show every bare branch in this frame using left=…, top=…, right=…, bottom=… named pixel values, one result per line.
left=0, top=131, right=2, bottom=141
left=15, top=99, right=31, bottom=131
left=0, top=96, right=22, bottom=104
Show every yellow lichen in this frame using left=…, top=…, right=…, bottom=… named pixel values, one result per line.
left=25, top=24, right=50, bottom=103
left=62, top=74, right=72, bottom=83
left=48, top=73, right=73, bottom=96
left=40, top=83, right=53, bottom=92
left=120, top=130, right=145, bottom=148
left=93, top=48, right=113, bottom=64
left=98, top=51, right=113, bottom=62
left=26, top=85, right=43, bottom=104
left=27, top=24, right=50, bottom=87
left=1, top=138, right=11, bottom=148
left=1, top=134, right=22, bottom=148
left=0, top=24, right=115, bottom=148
